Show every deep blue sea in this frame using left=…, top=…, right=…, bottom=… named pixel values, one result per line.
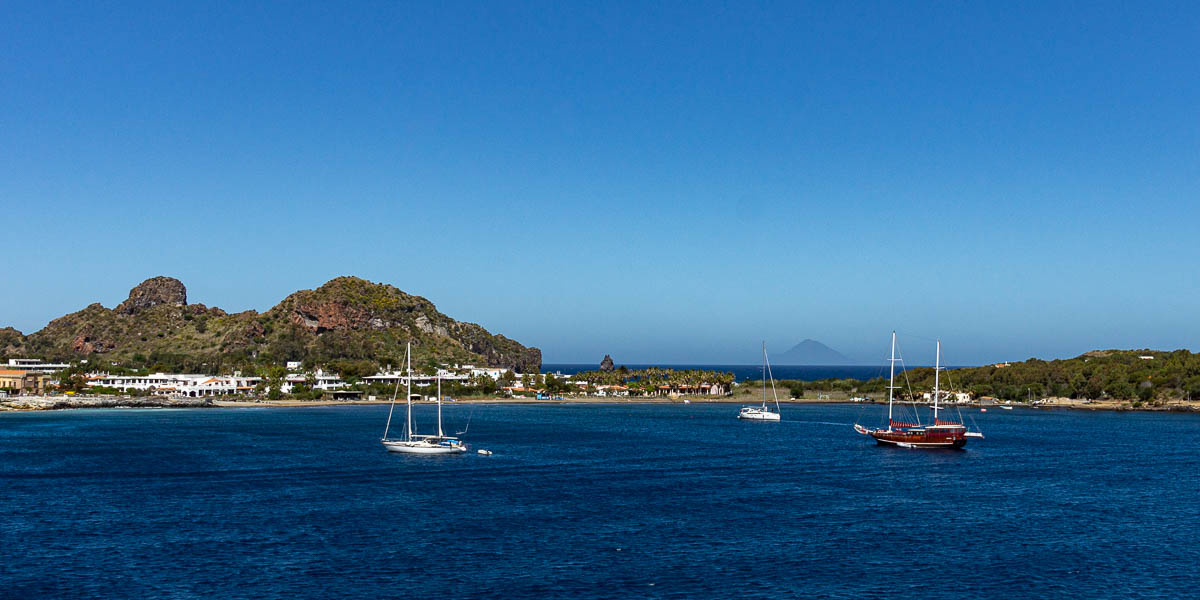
left=542, top=363, right=900, bottom=382
left=2, top=404, right=1198, bottom=599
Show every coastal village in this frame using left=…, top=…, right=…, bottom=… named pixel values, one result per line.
left=5, top=278, right=1197, bottom=412
left=0, top=355, right=737, bottom=407
left=6, top=352, right=1192, bottom=412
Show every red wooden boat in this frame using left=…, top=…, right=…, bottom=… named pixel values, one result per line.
left=854, top=333, right=969, bottom=449
left=855, top=420, right=967, bottom=448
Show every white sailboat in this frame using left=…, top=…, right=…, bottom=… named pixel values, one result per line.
left=739, top=342, right=781, bottom=421
left=381, top=343, right=467, bottom=455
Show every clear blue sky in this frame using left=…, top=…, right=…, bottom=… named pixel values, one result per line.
left=3, top=1, right=1198, bottom=365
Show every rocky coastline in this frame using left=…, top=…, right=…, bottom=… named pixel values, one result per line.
left=0, top=394, right=214, bottom=411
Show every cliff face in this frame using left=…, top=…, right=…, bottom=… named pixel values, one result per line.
left=17, top=276, right=540, bottom=373
left=24, top=278, right=254, bottom=363
left=115, top=277, right=188, bottom=315
left=261, top=277, right=540, bottom=372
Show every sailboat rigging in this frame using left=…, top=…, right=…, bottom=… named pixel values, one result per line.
left=854, top=332, right=970, bottom=449
left=380, top=342, right=467, bottom=455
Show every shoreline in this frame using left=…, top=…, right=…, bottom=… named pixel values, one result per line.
left=3, top=394, right=1198, bottom=413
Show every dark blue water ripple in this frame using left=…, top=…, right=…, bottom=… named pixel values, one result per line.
left=1, top=405, right=1198, bottom=599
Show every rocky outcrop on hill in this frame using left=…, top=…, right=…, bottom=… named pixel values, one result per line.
left=263, top=277, right=541, bottom=372
left=0, top=327, right=26, bottom=355
left=72, top=328, right=117, bottom=354
left=13, top=276, right=541, bottom=373
left=115, top=276, right=187, bottom=315
left=600, top=355, right=614, bottom=371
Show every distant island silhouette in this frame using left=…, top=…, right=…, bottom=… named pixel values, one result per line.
left=773, top=339, right=860, bottom=365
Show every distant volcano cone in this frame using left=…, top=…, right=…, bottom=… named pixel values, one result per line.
left=774, top=340, right=855, bottom=365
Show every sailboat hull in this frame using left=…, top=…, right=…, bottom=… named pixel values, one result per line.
left=855, top=334, right=980, bottom=447
left=738, top=408, right=781, bottom=421
left=381, top=440, right=467, bottom=454
left=872, top=435, right=966, bottom=449
left=863, top=428, right=967, bottom=449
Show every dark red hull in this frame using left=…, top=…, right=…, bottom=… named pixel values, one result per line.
left=861, top=423, right=968, bottom=449
left=871, top=431, right=967, bottom=448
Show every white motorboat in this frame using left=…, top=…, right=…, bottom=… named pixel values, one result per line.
left=738, top=342, right=781, bottom=422
left=477, top=449, right=493, bottom=456
left=380, top=343, right=467, bottom=455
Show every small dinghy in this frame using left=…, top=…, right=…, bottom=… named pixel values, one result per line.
left=477, top=449, right=493, bottom=456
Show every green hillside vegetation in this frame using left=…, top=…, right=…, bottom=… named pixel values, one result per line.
left=774, top=349, right=1200, bottom=406
left=8, top=276, right=541, bottom=376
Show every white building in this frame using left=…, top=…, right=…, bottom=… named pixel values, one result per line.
left=280, top=369, right=347, bottom=393
left=364, top=368, right=471, bottom=387
left=5, top=358, right=71, bottom=374
left=922, top=391, right=973, bottom=404
left=469, top=367, right=510, bottom=380
left=87, top=373, right=261, bottom=397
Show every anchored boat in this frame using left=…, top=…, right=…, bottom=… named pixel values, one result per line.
left=854, top=333, right=971, bottom=449
left=739, top=342, right=781, bottom=421
left=380, top=343, right=467, bottom=455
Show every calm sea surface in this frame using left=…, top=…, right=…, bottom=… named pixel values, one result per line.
left=2, top=404, right=1198, bottom=599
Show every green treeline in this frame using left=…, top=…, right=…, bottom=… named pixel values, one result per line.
left=571, top=367, right=736, bottom=395
left=774, top=349, right=1200, bottom=405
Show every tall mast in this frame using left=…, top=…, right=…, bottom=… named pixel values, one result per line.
left=405, top=342, right=413, bottom=442
left=933, top=339, right=941, bottom=422
left=383, top=347, right=405, bottom=440
left=761, top=341, right=768, bottom=409
left=383, top=385, right=396, bottom=439
left=765, top=343, right=780, bottom=414
left=437, top=375, right=444, bottom=438
left=888, top=331, right=896, bottom=427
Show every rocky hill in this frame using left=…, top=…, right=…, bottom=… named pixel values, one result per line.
left=9, top=276, right=541, bottom=373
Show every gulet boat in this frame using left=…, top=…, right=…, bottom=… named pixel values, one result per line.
left=854, top=333, right=969, bottom=449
